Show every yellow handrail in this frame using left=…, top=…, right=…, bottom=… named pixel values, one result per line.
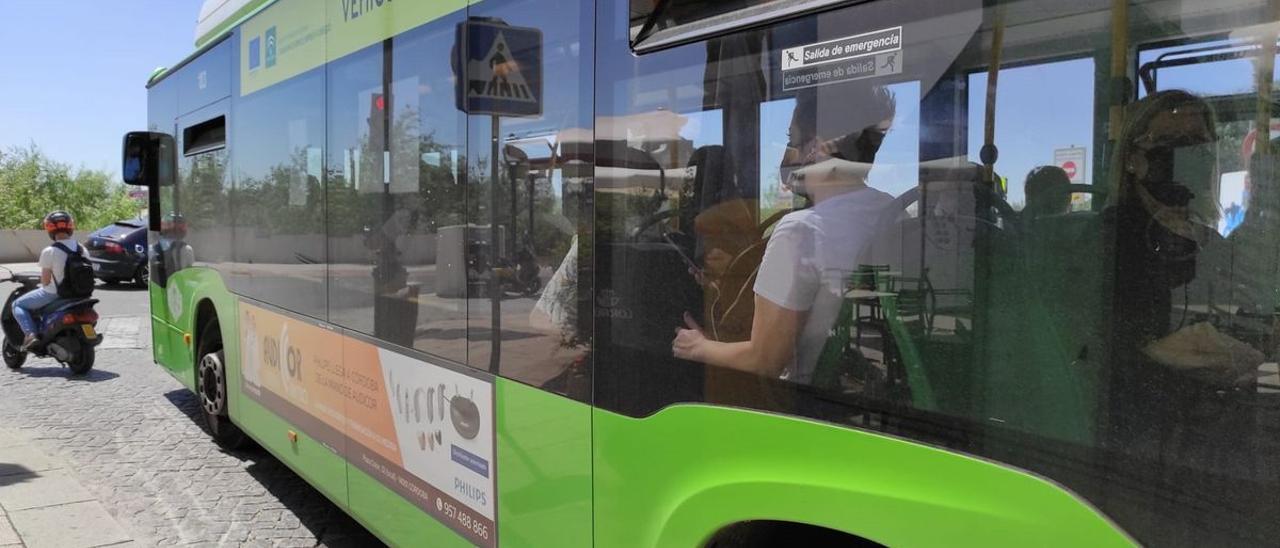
left=982, top=3, right=1006, bottom=184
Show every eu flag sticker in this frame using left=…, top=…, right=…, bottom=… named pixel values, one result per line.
left=248, top=36, right=261, bottom=71
left=265, top=26, right=277, bottom=68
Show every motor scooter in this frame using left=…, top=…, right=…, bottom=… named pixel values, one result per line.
left=499, top=243, right=542, bottom=297
left=0, top=267, right=101, bottom=374
left=467, top=240, right=542, bottom=298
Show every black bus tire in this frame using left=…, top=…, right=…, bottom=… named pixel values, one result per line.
left=196, top=324, right=247, bottom=450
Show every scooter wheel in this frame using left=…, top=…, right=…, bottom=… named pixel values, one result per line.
left=68, top=343, right=94, bottom=375
left=2, top=340, right=25, bottom=370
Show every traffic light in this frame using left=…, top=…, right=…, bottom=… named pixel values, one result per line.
left=368, top=93, right=387, bottom=150
left=368, top=93, right=387, bottom=185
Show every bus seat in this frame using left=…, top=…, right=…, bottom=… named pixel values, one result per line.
left=989, top=193, right=1106, bottom=444
left=857, top=170, right=991, bottom=413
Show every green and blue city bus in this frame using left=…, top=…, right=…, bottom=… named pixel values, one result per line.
left=121, top=0, right=1280, bottom=545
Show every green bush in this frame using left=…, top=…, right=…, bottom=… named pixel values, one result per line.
left=0, top=145, right=142, bottom=231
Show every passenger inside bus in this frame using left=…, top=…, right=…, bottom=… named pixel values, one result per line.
left=672, top=83, right=896, bottom=382
left=1022, top=165, right=1072, bottom=219
left=1105, top=89, right=1223, bottom=450
left=1227, top=137, right=1280, bottom=338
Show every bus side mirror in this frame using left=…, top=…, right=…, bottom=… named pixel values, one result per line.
left=121, top=131, right=174, bottom=232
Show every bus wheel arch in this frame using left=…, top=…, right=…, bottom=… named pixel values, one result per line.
left=193, top=300, right=247, bottom=450
left=193, top=299, right=219, bottom=353
left=704, top=520, right=884, bottom=547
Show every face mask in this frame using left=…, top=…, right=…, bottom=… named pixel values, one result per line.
left=1172, top=143, right=1218, bottom=221
left=835, top=128, right=887, bottom=164
left=780, top=164, right=809, bottom=199
left=779, top=127, right=885, bottom=200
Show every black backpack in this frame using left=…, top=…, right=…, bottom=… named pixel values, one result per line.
left=51, top=242, right=95, bottom=298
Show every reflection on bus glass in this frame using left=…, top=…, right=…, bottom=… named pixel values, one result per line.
left=138, top=0, right=1280, bottom=544
left=598, top=0, right=1280, bottom=545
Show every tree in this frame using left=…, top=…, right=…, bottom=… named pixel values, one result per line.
left=0, top=144, right=140, bottom=230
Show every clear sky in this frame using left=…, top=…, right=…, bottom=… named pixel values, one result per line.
left=969, top=58, right=1096, bottom=208
left=0, top=0, right=202, bottom=177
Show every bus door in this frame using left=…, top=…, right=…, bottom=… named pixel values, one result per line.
left=154, top=101, right=228, bottom=377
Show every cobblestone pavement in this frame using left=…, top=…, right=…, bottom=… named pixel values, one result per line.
left=0, top=317, right=385, bottom=547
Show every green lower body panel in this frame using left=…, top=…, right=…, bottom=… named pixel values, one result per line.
left=493, top=378, right=592, bottom=547
left=342, top=378, right=594, bottom=547
left=593, top=404, right=1134, bottom=547
left=150, top=313, right=190, bottom=389
left=149, top=279, right=192, bottom=390
left=157, top=265, right=1126, bottom=547
left=346, top=462, right=474, bottom=547
left=237, top=395, right=351, bottom=508
left=183, top=290, right=595, bottom=547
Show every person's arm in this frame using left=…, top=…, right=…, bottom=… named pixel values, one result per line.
left=673, top=296, right=803, bottom=376
left=37, top=248, right=54, bottom=287
left=673, top=215, right=814, bottom=376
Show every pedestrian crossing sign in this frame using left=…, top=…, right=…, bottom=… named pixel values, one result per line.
left=456, top=20, right=543, bottom=117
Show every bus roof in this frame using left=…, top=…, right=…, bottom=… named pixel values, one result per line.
left=196, top=0, right=274, bottom=49
left=149, top=0, right=273, bottom=87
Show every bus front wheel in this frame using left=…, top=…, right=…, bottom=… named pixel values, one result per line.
left=196, top=323, right=247, bottom=450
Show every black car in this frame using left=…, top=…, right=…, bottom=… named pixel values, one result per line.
left=84, top=219, right=148, bottom=286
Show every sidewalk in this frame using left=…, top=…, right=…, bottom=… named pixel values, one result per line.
left=0, top=427, right=135, bottom=548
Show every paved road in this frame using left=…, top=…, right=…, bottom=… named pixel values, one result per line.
left=0, top=274, right=385, bottom=546
left=89, top=282, right=152, bottom=318
left=1, top=263, right=150, bottom=318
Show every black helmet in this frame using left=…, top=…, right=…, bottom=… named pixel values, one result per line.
left=42, top=211, right=75, bottom=239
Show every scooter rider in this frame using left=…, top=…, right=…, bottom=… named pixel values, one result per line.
left=12, top=211, right=82, bottom=350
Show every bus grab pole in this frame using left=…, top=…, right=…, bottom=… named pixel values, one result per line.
left=490, top=114, right=503, bottom=374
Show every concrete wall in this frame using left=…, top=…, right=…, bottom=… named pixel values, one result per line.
left=0, top=230, right=57, bottom=263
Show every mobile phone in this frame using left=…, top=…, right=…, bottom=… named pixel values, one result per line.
left=662, top=232, right=702, bottom=276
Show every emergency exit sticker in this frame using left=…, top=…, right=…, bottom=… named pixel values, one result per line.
left=782, top=26, right=903, bottom=91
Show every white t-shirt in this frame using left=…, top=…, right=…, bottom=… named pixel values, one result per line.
left=38, top=239, right=81, bottom=292
left=753, top=186, right=895, bottom=382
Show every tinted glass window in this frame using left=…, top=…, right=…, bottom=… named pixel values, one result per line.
left=230, top=64, right=327, bottom=319
left=325, top=14, right=470, bottom=364
left=465, top=0, right=594, bottom=398
left=968, top=58, right=1096, bottom=212
left=96, top=223, right=143, bottom=240
left=629, top=0, right=815, bottom=48
left=153, top=173, right=182, bottom=286
left=119, top=227, right=146, bottom=246
left=146, top=77, right=178, bottom=287
left=147, top=78, right=177, bottom=134
left=177, top=38, right=232, bottom=115
left=596, top=0, right=1280, bottom=544
left=177, top=108, right=232, bottom=270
